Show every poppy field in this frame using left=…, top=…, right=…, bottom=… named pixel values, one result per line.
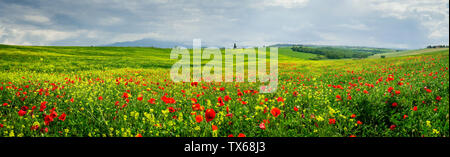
left=0, top=44, right=448, bottom=137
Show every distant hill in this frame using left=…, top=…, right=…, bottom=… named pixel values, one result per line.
left=104, top=38, right=189, bottom=48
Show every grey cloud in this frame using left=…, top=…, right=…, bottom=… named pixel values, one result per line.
left=0, top=0, right=448, bottom=49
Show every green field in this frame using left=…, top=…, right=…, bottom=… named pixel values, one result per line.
left=0, top=45, right=448, bottom=137
left=369, top=48, right=449, bottom=58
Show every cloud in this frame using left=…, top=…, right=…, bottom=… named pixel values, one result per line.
left=0, top=0, right=448, bottom=48
left=263, top=0, right=309, bottom=8
left=351, top=0, right=449, bottom=41
left=23, top=15, right=51, bottom=24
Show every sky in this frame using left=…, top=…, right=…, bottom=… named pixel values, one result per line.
left=0, top=0, right=448, bottom=49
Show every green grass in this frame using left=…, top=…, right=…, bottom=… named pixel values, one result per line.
left=0, top=44, right=448, bottom=137
left=369, top=48, right=449, bottom=58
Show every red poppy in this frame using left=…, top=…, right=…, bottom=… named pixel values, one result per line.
left=392, top=102, right=398, bottom=107
left=59, top=112, right=66, bottom=121
left=259, top=122, right=266, bottom=130
left=388, top=87, right=394, bottom=93
left=122, top=92, right=129, bottom=99
left=168, top=107, right=176, bottom=113
left=389, top=125, right=396, bottom=130
left=357, top=121, right=363, bottom=125
left=293, top=107, right=299, bottom=112
left=228, top=134, right=234, bottom=137
left=98, top=96, right=103, bottom=100
left=148, top=98, right=156, bottom=104
left=212, top=125, right=218, bottom=131
left=224, top=95, right=231, bottom=102
left=403, top=114, right=408, bottom=119
left=18, top=109, right=27, bottom=116
left=329, top=119, right=336, bottom=124
left=238, top=133, right=246, bottom=137
left=412, top=106, right=417, bottom=111
left=39, top=101, right=47, bottom=112
left=363, top=90, right=369, bottom=94
left=336, top=95, right=341, bottom=100
left=351, top=114, right=356, bottom=118
left=395, top=90, right=401, bottom=95
left=44, top=115, right=53, bottom=125
left=425, top=89, right=432, bottom=93
left=436, top=96, right=441, bottom=101
left=136, top=134, right=143, bottom=137
left=277, top=97, right=284, bottom=102
left=270, top=107, right=281, bottom=117
left=205, top=109, right=216, bottom=122
left=137, top=97, right=143, bottom=101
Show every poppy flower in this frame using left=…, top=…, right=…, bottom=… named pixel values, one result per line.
left=148, top=98, right=156, bottom=104
left=389, top=125, right=396, bottom=130
left=388, top=87, right=394, bottom=93
left=228, top=134, right=234, bottom=137
left=195, top=115, right=203, bottom=123
left=136, top=134, right=143, bottom=137
left=270, top=107, right=281, bottom=117
left=392, top=102, right=398, bottom=107
left=403, top=115, right=408, bottom=119
left=98, top=96, right=103, bottom=100
left=39, top=101, right=47, bottom=112
left=277, top=97, right=284, bottom=102
left=351, top=114, right=356, bottom=118
left=259, top=122, right=266, bottom=130
left=363, top=90, right=369, bottom=94
left=205, top=109, right=216, bottom=122
left=224, top=95, right=231, bottom=102
left=425, top=89, right=432, bottom=93
left=18, top=109, right=27, bottom=116
left=44, top=115, right=54, bottom=125
left=168, top=107, right=176, bottom=113
left=329, top=119, right=336, bottom=124
left=336, top=95, right=341, bottom=100
left=137, top=97, right=143, bottom=101
left=238, top=133, right=246, bottom=137
left=59, top=112, right=66, bottom=121
left=212, top=125, right=218, bottom=131
left=293, top=107, right=299, bottom=112
left=412, top=106, right=417, bottom=111
left=50, top=111, right=58, bottom=119
left=395, top=90, right=401, bottom=95
left=436, top=96, right=441, bottom=101
left=357, top=121, right=363, bottom=125
left=122, top=92, right=129, bottom=99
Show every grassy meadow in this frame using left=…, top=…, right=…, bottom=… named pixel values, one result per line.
left=0, top=44, right=448, bottom=137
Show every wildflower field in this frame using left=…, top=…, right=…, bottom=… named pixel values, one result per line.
left=0, top=44, right=448, bottom=137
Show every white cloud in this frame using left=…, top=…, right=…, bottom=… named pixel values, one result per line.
left=23, top=15, right=51, bottom=23
left=263, top=0, right=309, bottom=8
left=337, top=23, right=371, bottom=31
left=98, top=17, right=122, bottom=25
left=351, top=0, right=449, bottom=40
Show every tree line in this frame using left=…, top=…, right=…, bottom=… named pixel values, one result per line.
left=291, top=46, right=374, bottom=59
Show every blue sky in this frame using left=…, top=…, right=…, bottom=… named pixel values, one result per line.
left=0, top=0, right=448, bottom=49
